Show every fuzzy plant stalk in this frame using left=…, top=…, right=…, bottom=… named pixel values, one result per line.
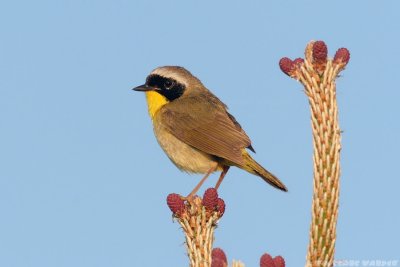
left=279, top=41, right=350, bottom=267
left=167, top=189, right=225, bottom=267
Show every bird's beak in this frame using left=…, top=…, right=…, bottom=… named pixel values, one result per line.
left=132, top=84, right=157, bottom=92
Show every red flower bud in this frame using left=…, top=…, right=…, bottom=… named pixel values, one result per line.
left=212, top=248, right=227, bottom=265
left=312, top=41, right=328, bottom=63
left=202, top=188, right=218, bottom=210
left=260, top=253, right=275, bottom=267
left=217, top=198, right=225, bottom=216
left=273, top=256, right=285, bottom=267
left=333, top=47, right=350, bottom=65
left=166, top=193, right=185, bottom=215
left=279, top=57, right=295, bottom=76
left=293, top=57, right=304, bottom=66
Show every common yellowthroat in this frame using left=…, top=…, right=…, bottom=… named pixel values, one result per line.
left=133, top=66, right=287, bottom=196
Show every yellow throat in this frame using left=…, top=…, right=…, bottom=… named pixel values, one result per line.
left=145, top=91, right=168, bottom=120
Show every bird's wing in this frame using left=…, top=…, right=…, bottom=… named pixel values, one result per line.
left=159, top=95, right=252, bottom=165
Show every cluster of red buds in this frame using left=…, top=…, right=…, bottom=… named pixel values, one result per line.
left=279, top=57, right=304, bottom=77
left=279, top=40, right=350, bottom=78
left=260, top=253, right=285, bottom=267
left=166, top=188, right=225, bottom=219
left=211, top=248, right=285, bottom=267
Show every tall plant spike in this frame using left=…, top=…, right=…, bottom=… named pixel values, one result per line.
left=279, top=41, right=350, bottom=267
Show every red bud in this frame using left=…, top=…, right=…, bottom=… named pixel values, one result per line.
left=166, top=193, right=185, bottom=215
left=202, top=188, right=218, bottom=210
left=212, top=248, right=227, bottom=265
left=217, top=198, right=225, bottom=216
left=293, top=57, right=304, bottom=66
left=312, top=41, right=328, bottom=63
left=273, top=256, right=285, bottom=267
left=260, top=253, right=275, bottom=267
left=333, top=47, right=350, bottom=65
left=279, top=57, right=295, bottom=76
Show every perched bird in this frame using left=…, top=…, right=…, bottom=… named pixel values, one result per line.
left=133, top=66, right=287, bottom=196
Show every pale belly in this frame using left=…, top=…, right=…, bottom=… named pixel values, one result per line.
left=153, top=122, right=218, bottom=173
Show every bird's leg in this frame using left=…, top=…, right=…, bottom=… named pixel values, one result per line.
left=186, top=163, right=218, bottom=199
left=215, top=166, right=230, bottom=190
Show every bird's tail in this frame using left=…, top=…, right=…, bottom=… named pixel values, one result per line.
left=241, top=150, right=288, bottom=192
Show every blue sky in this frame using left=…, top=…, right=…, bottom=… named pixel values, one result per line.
left=1, top=1, right=399, bottom=266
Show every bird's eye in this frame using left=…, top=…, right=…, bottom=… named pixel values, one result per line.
left=164, top=80, right=174, bottom=90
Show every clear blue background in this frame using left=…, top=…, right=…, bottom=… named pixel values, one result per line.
left=1, top=1, right=399, bottom=266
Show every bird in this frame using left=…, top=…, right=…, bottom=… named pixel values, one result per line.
left=133, top=66, right=287, bottom=197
